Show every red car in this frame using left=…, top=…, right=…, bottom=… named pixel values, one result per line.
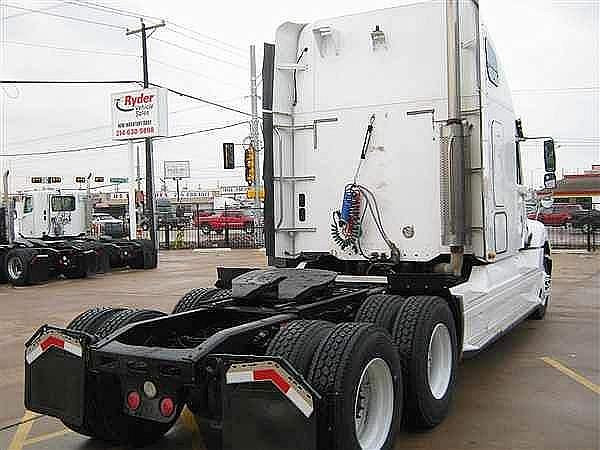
left=194, top=211, right=255, bottom=234
left=527, top=204, right=584, bottom=227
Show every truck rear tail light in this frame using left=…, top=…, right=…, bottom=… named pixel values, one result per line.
left=159, top=397, right=175, bottom=417
left=127, top=391, right=141, bottom=410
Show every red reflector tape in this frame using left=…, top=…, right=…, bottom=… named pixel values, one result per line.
left=253, top=368, right=291, bottom=394
left=40, top=336, right=65, bottom=351
left=26, top=332, right=82, bottom=364
left=226, top=361, right=314, bottom=417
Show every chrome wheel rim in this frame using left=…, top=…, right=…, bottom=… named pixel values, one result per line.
left=7, top=256, right=23, bottom=280
left=354, top=358, right=394, bottom=450
left=427, top=324, right=452, bottom=400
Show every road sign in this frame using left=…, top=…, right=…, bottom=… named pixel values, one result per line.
left=110, top=177, right=129, bottom=184
left=223, top=143, right=235, bottom=169
left=164, top=161, right=190, bottom=179
left=111, top=87, right=168, bottom=140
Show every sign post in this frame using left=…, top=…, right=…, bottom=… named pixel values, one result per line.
left=164, top=161, right=190, bottom=203
left=111, top=87, right=168, bottom=243
left=128, top=141, right=137, bottom=239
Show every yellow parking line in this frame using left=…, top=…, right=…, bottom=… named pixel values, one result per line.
left=23, top=429, right=72, bottom=447
left=541, top=357, right=600, bottom=395
left=7, top=411, right=37, bottom=450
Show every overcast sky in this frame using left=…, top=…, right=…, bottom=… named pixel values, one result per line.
left=0, top=0, right=598, bottom=193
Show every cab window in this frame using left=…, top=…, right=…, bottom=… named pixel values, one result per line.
left=23, top=196, right=33, bottom=214
left=485, top=39, right=500, bottom=86
left=51, top=195, right=76, bottom=212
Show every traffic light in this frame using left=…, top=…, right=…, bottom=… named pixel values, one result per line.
left=223, top=143, right=235, bottom=169
left=48, top=177, right=61, bottom=183
left=94, top=176, right=105, bottom=183
left=245, top=147, right=255, bottom=185
left=31, top=177, right=43, bottom=184
left=75, top=176, right=86, bottom=183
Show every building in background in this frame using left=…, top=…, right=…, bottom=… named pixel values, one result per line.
left=553, top=165, right=600, bottom=210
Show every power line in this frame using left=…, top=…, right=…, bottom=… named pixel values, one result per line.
left=1, top=3, right=65, bottom=20
left=0, top=79, right=140, bottom=85
left=64, top=1, right=246, bottom=56
left=1, top=40, right=139, bottom=58
left=0, top=40, right=244, bottom=88
left=0, top=3, right=126, bottom=30
left=6, top=95, right=247, bottom=148
left=150, top=36, right=247, bottom=70
left=149, top=57, right=246, bottom=89
left=151, top=83, right=252, bottom=117
left=164, top=26, right=246, bottom=59
left=3, top=121, right=249, bottom=157
left=166, top=21, right=245, bottom=53
left=65, top=0, right=164, bottom=22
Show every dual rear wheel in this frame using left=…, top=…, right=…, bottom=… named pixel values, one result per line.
left=268, top=294, right=457, bottom=449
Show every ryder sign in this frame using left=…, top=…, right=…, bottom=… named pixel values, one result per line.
left=111, top=87, right=168, bottom=140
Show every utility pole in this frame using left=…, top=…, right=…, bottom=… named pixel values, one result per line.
left=126, top=19, right=165, bottom=247
left=249, top=45, right=261, bottom=212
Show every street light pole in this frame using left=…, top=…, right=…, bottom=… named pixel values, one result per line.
left=126, top=19, right=165, bottom=247
left=249, top=45, right=261, bottom=211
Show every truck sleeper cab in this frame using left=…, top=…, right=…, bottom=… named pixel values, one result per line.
left=24, top=2, right=554, bottom=450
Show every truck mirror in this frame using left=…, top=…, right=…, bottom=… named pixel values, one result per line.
left=543, top=173, right=557, bottom=190
left=544, top=140, right=556, bottom=173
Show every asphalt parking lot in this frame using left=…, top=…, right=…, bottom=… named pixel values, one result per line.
left=0, top=250, right=598, bottom=450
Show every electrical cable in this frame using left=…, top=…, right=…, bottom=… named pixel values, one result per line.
left=150, top=37, right=247, bottom=70
left=0, top=3, right=127, bottom=30
left=65, top=0, right=245, bottom=54
left=2, top=121, right=249, bottom=157
left=164, top=27, right=247, bottom=59
left=149, top=83, right=252, bottom=117
left=2, top=40, right=139, bottom=57
left=0, top=79, right=140, bottom=85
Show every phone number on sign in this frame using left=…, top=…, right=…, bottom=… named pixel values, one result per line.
left=115, top=126, right=155, bottom=137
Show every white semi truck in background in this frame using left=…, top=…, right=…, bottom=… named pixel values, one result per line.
left=24, top=2, right=556, bottom=449
left=1, top=184, right=157, bottom=285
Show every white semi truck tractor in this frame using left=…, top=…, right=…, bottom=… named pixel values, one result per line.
left=0, top=187, right=157, bottom=285
left=23, top=2, right=556, bottom=449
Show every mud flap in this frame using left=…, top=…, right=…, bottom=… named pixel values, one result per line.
left=29, top=254, right=49, bottom=284
left=24, top=326, right=93, bottom=426
left=218, top=355, right=319, bottom=450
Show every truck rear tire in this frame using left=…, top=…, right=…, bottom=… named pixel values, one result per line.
left=66, top=307, right=125, bottom=334
left=6, top=248, right=38, bottom=286
left=391, top=296, right=457, bottom=429
left=307, top=323, right=402, bottom=450
left=94, top=308, right=166, bottom=339
left=266, top=320, right=334, bottom=376
left=129, top=239, right=157, bottom=270
left=172, top=287, right=229, bottom=314
left=355, top=294, right=406, bottom=333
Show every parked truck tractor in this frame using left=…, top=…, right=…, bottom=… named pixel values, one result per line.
left=1, top=188, right=156, bottom=286
left=24, top=2, right=555, bottom=449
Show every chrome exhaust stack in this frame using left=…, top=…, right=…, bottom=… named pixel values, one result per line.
left=445, top=0, right=466, bottom=276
